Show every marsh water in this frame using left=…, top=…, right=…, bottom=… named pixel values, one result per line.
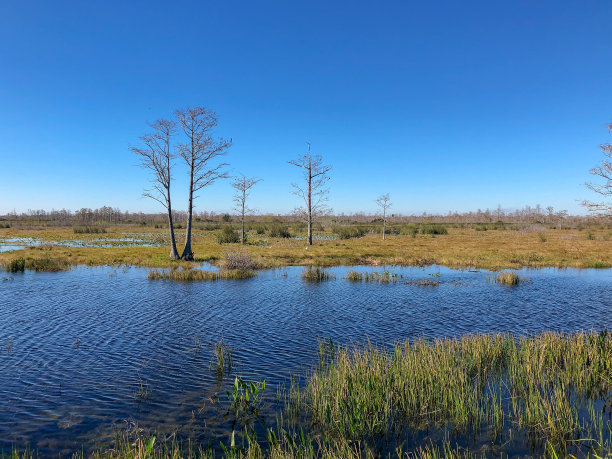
left=0, top=265, right=611, bottom=455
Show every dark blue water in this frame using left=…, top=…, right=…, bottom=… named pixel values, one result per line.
left=0, top=265, right=610, bottom=455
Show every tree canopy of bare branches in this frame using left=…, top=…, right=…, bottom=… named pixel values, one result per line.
left=130, top=118, right=180, bottom=259
left=232, top=174, right=262, bottom=244
left=583, top=121, right=612, bottom=216
left=176, top=107, right=232, bottom=260
left=376, top=193, right=392, bottom=240
left=289, top=143, right=332, bottom=245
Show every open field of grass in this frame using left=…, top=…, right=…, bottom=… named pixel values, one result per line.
left=1, top=224, right=611, bottom=271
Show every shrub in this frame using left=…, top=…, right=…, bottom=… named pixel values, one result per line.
left=74, top=226, right=107, bottom=234
left=6, top=257, right=25, bottom=273
left=332, top=226, right=367, bottom=239
left=224, top=250, right=259, bottom=271
left=400, top=224, right=419, bottom=237
left=252, top=224, right=267, bottom=235
left=421, top=224, right=448, bottom=235
left=216, top=225, right=240, bottom=244
left=269, top=224, right=291, bottom=238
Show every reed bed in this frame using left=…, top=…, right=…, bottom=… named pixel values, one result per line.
left=345, top=270, right=403, bottom=283
left=487, top=271, right=525, bottom=285
left=148, top=267, right=255, bottom=281
left=303, top=331, right=611, bottom=455
left=302, top=266, right=335, bottom=282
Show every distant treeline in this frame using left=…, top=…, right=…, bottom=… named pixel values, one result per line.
left=0, top=204, right=609, bottom=228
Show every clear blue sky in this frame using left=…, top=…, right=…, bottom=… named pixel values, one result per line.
left=1, top=0, right=611, bottom=215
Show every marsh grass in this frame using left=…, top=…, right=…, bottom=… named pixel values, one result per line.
left=303, top=331, right=612, bottom=455
left=488, top=271, right=525, bottom=285
left=25, top=254, right=70, bottom=272
left=134, top=379, right=151, bottom=400
left=73, top=226, right=107, bottom=234
left=302, top=266, right=335, bottom=282
left=6, top=257, right=25, bottom=273
left=213, top=339, right=233, bottom=376
left=345, top=270, right=403, bottom=283
left=148, top=268, right=255, bottom=281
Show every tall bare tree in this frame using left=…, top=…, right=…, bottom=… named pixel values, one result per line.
left=176, top=107, right=231, bottom=260
left=131, top=119, right=180, bottom=259
left=376, top=193, right=392, bottom=240
left=582, top=121, right=612, bottom=215
left=231, top=174, right=262, bottom=244
left=289, top=143, right=332, bottom=245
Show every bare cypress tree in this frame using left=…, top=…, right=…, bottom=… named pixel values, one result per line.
left=231, top=174, right=262, bottom=244
left=131, top=119, right=180, bottom=259
left=289, top=143, right=332, bottom=245
left=376, top=193, right=392, bottom=240
left=582, top=121, right=612, bottom=215
left=176, top=107, right=231, bottom=260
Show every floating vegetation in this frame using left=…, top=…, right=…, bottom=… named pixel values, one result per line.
left=147, top=268, right=255, bottom=281
left=405, top=278, right=440, bottom=287
left=302, top=266, right=335, bottom=282
left=488, top=271, right=525, bottom=285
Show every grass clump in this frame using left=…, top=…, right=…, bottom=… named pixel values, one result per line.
left=212, top=338, right=233, bottom=376
left=346, top=270, right=363, bottom=282
left=364, top=271, right=402, bottom=283
left=216, top=225, right=240, bottom=244
left=6, top=257, right=25, bottom=273
left=148, top=267, right=255, bottom=281
left=302, top=266, right=335, bottom=282
left=489, top=271, right=524, bottom=285
left=25, top=255, right=70, bottom=272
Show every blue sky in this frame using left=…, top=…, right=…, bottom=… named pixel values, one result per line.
left=1, top=0, right=611, bottom=215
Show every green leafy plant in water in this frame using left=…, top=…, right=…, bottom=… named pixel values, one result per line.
left=225, top=376, right=266, bottom=449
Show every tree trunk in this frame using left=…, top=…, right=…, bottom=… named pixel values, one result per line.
left=241, top=200, right=246, bottom=244
left=182, top=161, right=195, bottom=260
left=167, top=199, right=179, bottom=259
left=383, top=209, right=386, bottom=240
left=307, top=147, right=313, bottom=246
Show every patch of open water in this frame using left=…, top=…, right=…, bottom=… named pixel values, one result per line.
left=0, top=265, right=610, bottom=455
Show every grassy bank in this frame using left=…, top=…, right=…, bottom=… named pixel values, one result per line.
left=1, top=225, right=611, bottom=271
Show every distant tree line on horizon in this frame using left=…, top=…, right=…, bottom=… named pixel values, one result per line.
left=1, top=204, right=608, bottom=227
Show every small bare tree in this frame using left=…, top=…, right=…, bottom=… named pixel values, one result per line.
left=131, top=119, right=180, bottom=259
left=582, top=121, right=612, bottom=215
left=176, top=107, right=231, bottom=260
left=231, top=174, right=262, bottom=244
left=376, top=193, right=392, bottom=240
left=289, top=143, right=332, bottom=245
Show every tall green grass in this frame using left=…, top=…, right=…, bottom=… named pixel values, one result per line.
left=148, top=268, right=255, bottom=281
left=302, top=266, right=335, bottom=282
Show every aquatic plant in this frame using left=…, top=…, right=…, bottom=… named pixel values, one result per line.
left=302, top=266, right=335, bottom=282
left=489, top=271, right=524, bottom=285
left=147, top=268, right=255, bottom=281
left=134, top=379, right=151, bottom=400
left=213, top=338, right=233, bottom=376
